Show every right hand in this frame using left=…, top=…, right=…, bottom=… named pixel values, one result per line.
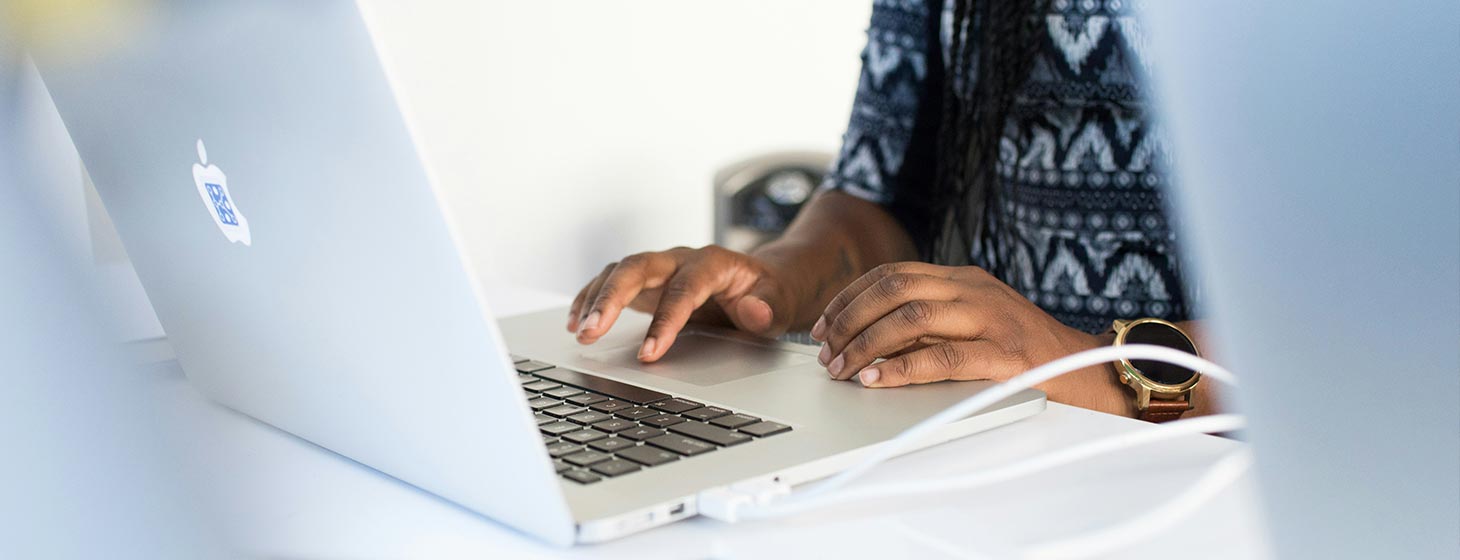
left=568, top=246, right=797, bottom=362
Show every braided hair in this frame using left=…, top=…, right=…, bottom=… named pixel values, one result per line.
left=930, top=0, right=1047, bottom=266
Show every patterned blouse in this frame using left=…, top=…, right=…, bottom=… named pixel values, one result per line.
left=821, top=0, right=1194, bottom=334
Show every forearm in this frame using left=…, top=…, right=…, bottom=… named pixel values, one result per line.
left=749, top=190, right=918, bottom=330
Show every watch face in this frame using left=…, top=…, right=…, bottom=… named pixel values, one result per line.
left=1125, top=322, right=1199, bottom=385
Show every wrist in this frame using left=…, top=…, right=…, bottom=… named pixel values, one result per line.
left=1039, top=331, right=1137, bottom=417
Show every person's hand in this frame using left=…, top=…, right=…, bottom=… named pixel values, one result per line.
left=569, top=246, right=798, bottom=362
left=809, top=262, right=1128, bottom=413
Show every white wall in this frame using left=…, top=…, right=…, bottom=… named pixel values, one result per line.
left=358, top=0, right=871, bottom=298
left=25, top=1, right=872, bottom=339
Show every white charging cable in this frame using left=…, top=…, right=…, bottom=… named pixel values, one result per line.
left=735, top=413, right=1245, bottom=520
left=698, top=344, right=1242, bottom=523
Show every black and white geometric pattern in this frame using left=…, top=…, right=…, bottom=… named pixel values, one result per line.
left=822, top=0, right=1194, bottom=334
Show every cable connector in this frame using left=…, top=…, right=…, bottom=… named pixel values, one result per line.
left=696, top=477, right=791, bottom=523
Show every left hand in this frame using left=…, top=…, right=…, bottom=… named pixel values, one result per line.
left=809, top=262, right=1129, bottom=414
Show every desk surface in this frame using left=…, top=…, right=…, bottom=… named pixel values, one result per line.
left=143, top=288, right=1270, bottom=559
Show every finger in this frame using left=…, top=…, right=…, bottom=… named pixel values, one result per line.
left=827, top=301, right=986, bottom=380
left=813, top=262, right=945, bottom=342
left=572, top=264, right=615, bottom=333
left=677, top=245, right=789, bottom=337
left=568, top=289, right=587, bottom=332
left=569, top=266, right=612, bottom=332
left=822, top=274, right=970, bottom=362
left=857, top=340, right=1011, bottom=388
left=714, top=275, right=791, bottom=337
left=579, top=252, right=681, bottom=344
left=639, top=264, right=730, bottom=362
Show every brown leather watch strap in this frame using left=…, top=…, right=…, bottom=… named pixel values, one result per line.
left=1140, top=399, right=1192, bottom=423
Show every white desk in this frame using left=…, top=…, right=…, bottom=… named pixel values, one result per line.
left=141, top=290, right=1270, bottom=559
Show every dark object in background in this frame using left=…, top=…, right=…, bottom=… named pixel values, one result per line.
left=713, top=152, right=833, bottom=253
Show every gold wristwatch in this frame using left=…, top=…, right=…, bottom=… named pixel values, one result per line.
left=1110, top=318, right=1201, bottom=423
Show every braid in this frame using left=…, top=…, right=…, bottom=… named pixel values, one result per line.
left=931, top=0, right=1046, bottom=266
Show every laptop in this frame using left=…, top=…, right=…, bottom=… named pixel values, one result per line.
left=28, top=0, right=1044, bottom=545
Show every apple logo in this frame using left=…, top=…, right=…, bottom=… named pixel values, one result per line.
left=191, top=139, right=251, bottom=246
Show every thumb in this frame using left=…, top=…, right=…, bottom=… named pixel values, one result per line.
left=716, top=276, right=793, bottom=337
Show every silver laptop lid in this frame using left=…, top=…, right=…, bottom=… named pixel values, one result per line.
left=28, top=0, right=574, bottom=544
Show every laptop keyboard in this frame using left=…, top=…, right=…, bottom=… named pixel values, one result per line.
left=511, top=355, right=792, bottom=485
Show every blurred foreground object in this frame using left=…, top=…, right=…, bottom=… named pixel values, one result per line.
left=0, top=37, right=222, bottom=559
left=1144, top=1, right=1459, bottom=558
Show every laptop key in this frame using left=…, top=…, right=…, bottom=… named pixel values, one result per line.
left=591, top=418, right=636, bottom=433
left=563, top=450, right=612, bottom=466
left=587, top=437, right=632, bottom=453
left=567, top=410, right=612, bottom=425
left=590, top=459, right=642, bottom=477
left=517, top=374, right=536, bottom=384
left=552, top=459, right=573, bottom=473
left=681, top=406, right=731, bottom=421
left=709, top=413, right=760, bottom=429
left=523, top=380, right=562, bottom=392
left=616, top=407, right=659, bottom=421
left=567, top=393, right=609, bottom=406
left=617, top=444, right=680, bottom=466
left=646, top=434, right=716, bottom=456
left=515, top=360, right=552, bottom=373
left=589, top=399, right=632, bottom=413
left=618, top=426, right=665, bottom=441
left=527, top=396, right=561, bottom=411
left=544, top=386, right=584, bottom=399
left=534, top=412, right=556, bottom=425
left=545, top=404, right=586, bottom=418
left=533, top=367, right=672, bottom=404
left=669, top=421, right=752, bottom=447
left=545, top=441, right=583, bottom=458
left=562, top=469, right=602, bottom=484
left=739, top=421, right=792, bottom=437
left=650, top=398, right=702, bottom=414
left=542, top=435, right=557, bottom=445
left=540, top=421, right=580, bottom=436
left=641, top=414, right=685, bottom=428
left=510, top=354, right=528, bottom=363
left=562, top=429, right=609, bottom=444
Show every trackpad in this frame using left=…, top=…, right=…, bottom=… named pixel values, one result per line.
left=582, top=332, right=816, bottom=387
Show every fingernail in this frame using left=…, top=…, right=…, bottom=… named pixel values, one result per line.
left=810, top=316, right=827, bottom=341
left=859, top=367, right=880, bottom=386
left=828, top=354, right=845, bottom=378
left=638, top=337, right=658, bottom=359
left=580, top=311, right=601, bottom=334
left=817, top=343, right=831, bottom=366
